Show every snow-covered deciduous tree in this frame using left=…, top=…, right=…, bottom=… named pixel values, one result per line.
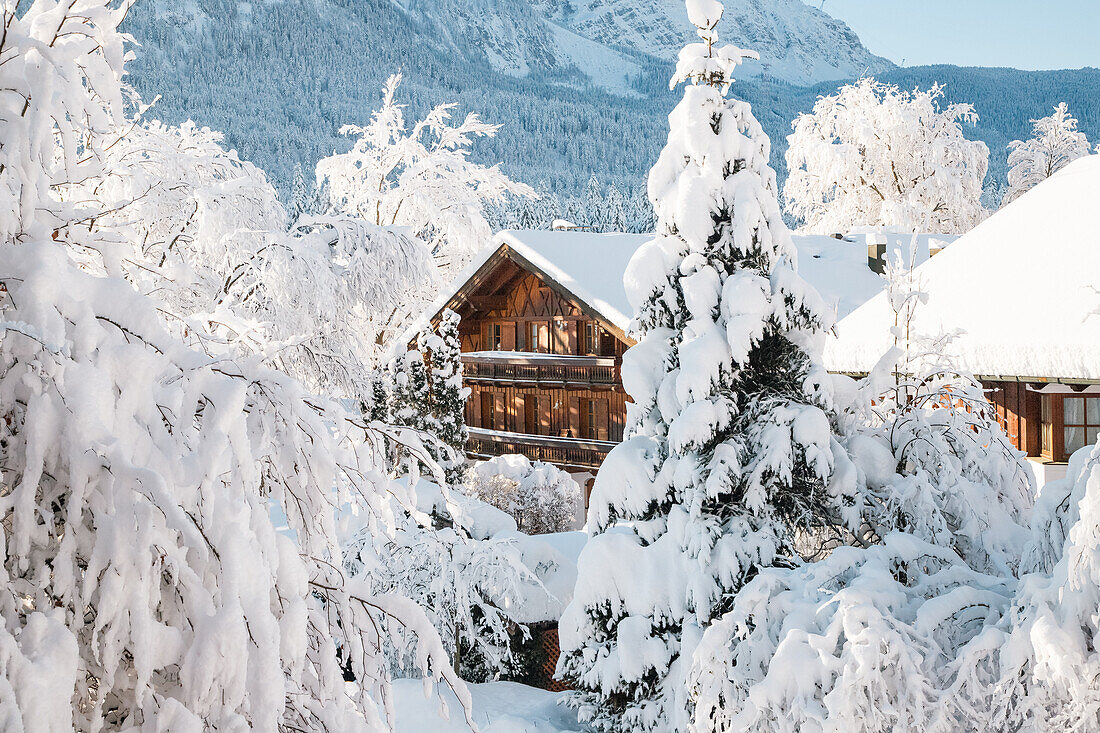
left=686, top=245, right=1034, bottom=733
left=784, top=78, right=990, bottom=234
left=1, top=3, right=475, bottom=730
left=688, top=534, right=1018, bottom=733
left=316, top=73, right=535, bottom=281
left=466, top=455, right=580, bottom=535
left=853, top=248, right=1033, bottom=574
left=1003, top=102, right=1091, bottom=206
left=557, top=3, right=848, bottom=730
left=68, top=116, right=437, bottom=399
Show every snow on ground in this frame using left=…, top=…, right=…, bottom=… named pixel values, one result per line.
left=393, top=680, right=579, bottom=733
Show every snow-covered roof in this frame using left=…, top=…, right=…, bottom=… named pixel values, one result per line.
left=790, top=232, right=954, bottom=325
left=406, top=228, right=913, bottom=348
left=825, top=155, right=1100, bottom=382
left=494, top=229, right=644, bottom=333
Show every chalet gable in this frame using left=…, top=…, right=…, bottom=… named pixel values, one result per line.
left=406, top=231, right=649, bottom=350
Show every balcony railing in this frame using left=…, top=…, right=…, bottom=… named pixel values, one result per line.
left=467, top=427, right=616, bottom=471
left=461, top=352, right=618, bottom=388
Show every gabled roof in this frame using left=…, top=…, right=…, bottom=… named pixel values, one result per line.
left=494, top=230, right=645, bottom=334
left=398, top=231, right=648, bottom=352
left=403, top=228, right=941, bottom=353
left=825, top=155, right=1100, bottom=383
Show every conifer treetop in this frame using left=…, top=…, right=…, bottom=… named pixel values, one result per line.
left=674, top=0, right=759, bottom=92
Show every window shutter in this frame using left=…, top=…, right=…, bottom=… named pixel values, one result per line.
left=568, top=397, right=580, bottom=438
left=502, top=323, right=516, bottom=351
left=508, top=392, right=521, bottom=432
left=480, top=391, right=492, bottom=428
left=494, top=393, right=506, bottom=431
left=596, top=399, right=610, bottom=441
left=539, top=396, right=552, bottom=434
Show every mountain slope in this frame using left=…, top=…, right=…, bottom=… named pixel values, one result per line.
left=120, top=0, right=1100, bottom=211
left=534, top=0, right=893, bottom=85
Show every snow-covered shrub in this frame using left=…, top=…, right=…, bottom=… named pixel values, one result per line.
left=558, top=3, right=849, bottom=730
left=1003, top=102, right=1092, bottom=206
left=784, top=77, right=989, bottom=234
left=467, top=455, right=580, bottom=535
left=316, top=73, right=534, bottom=281
left=846, top=248, right=1034, bottom=575
left=689, top=534, right=1017, bottom=733
left=346, top=481, right=547, bottom=683
left=986, top=441, right=1100, bottom=731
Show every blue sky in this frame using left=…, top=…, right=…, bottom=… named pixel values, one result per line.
left=822, top=0, right=1100, bottom=71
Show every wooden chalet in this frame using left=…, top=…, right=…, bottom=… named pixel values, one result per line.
left=411, top=230, right=650, bottom=503
left=827, top=156, right=1100, bottom=484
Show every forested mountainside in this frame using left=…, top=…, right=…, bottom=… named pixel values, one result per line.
left=122, top=0, right=1100, bottom=207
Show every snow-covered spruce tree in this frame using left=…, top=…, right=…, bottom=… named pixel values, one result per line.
left=316, top=73, right=535, bottom=282
left=427, top=309, right=471, bottom=486
left=558, top=3, right=846, bottom=730
left=1003, top=102, right=1091, bottom=206
left=392, top=338, right=433, bottom=433
left=784, top=77, right=990, bottom=234
left=686, top=246, right=1034, bottom=733
left=290, top=161, right=311, bottom=223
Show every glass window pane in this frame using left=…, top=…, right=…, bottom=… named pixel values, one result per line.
left=1065, top=426, right=1087, bottom=456
left=1089, top=426, right=1100, bottom=448
left=1065, top=397, right=1085, bottom=425
left=1042, top=394, right=1052, bottom=422
left=1088, top=397, right=1100, bottom=425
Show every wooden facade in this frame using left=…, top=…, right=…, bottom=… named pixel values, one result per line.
left=417, top=243, right=635, bottom=489
left=986, top=380, right=1100, bottom=464
left=417, top=237, right=1098, bottom=493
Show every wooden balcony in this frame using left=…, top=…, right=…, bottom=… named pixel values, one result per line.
left=467, top=427, right=616, bottom=471
left=461, top=351, right=618, bottom=388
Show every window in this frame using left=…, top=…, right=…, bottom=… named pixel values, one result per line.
left=1063, top=396, right=1100, bottom=457
left=583, top=322, right=600, bottom=355
left=529, top=322, right=542, bottom=353
left=490, top=323, right=502, bottom=351
left=585, top=399, right=598, bottom=439
left=1041, top=394, right=1053, bottom=458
